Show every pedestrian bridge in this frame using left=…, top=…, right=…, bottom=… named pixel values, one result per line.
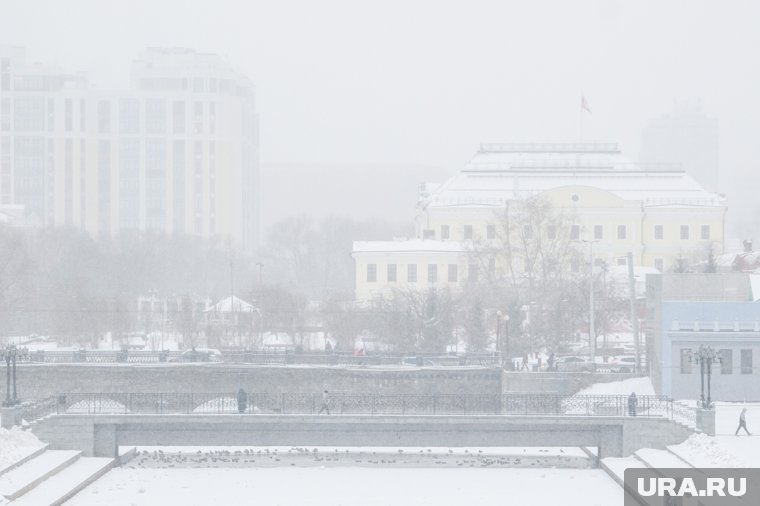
left=30, top=413, right=693, bottom=461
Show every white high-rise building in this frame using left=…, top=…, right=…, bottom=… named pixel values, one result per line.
left=0, top=47, right=259, bottom=251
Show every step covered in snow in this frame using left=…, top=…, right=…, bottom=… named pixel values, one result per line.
left=10, top=457, right=114, bottom=506
left=634, top=448, right=691, bottom=469
left=0, top=451, right=80, bottom=501
left=600, top=456, right=647, bottom=486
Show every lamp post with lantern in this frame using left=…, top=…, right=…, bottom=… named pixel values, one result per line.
left=689, top=346, right=721, bottom=408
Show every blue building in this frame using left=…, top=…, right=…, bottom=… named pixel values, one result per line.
left=647, top=273, right=760, bottom=401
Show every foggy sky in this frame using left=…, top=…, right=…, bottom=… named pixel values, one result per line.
left=2, top=0, right=759, bottom=179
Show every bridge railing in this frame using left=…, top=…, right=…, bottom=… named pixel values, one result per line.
left=51, top=392, right=676, bottom=418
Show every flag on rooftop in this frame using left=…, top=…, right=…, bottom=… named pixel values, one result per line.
left=581, top=95, right=592, bottom=114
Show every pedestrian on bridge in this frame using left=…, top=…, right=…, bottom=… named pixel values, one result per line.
left=735, top=408, right=752, bottom=436
left=628, top=392, right=638, bottom=416
left=318, top=390, right=330, bottom=415
left=237, top=388, right=248, bottom=414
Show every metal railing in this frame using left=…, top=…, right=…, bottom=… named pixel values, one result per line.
left=10, top=350, right=640, bottom=372
left=51, top=392, right=680, bottom=418
left=12, top=350, right=502, bottom=367
left=16, top=396, right=59, bottom=422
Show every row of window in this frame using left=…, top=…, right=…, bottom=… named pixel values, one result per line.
left=680, top=348, right=753, bottom=374
left=425, top=224, right=712, bottom=241
left=367, top=263, right=491, bottom=284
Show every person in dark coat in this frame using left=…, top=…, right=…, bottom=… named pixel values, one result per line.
left=628, top=392, right=638, bottom=416
left=318, top=389, right=330, bottom=415
left=735, top=408, right=752, bottom=435
left=236, top=388, right=248, bottom=414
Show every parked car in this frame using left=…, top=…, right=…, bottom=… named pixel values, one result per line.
left=555, top=356, right=595, bottom=372
left=607, top=355, right=637, bottom=373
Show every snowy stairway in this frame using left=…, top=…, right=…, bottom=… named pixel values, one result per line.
left=0, top=451, right=81, bottom=501
left=634, top=448, right=691, bottom=469
left=9, top=457, right=114, bottom=506
left=599, top=456, right=647, bottom=487
left=0, top=446, right=48, bottom=478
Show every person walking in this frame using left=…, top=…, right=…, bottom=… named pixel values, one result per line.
left=521, top=354, right=529, bottom=371
left=735, top=408, right=752, bottom=435
left=236, top=387, right=248, bottom=414
left=628, top=392, right=638, bottom=416
left=318, top=389, right=331, bottom=415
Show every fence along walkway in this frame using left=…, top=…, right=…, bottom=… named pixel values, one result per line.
left=28, top=393, right=694, bottom=423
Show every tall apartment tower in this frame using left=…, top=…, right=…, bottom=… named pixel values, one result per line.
left=640, top=100, right=720, bottom=192
left=0, top=47, right=259, bottom=251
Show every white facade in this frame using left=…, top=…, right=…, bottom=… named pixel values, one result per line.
left=0, top=47, right=259, bottom=251
left=353, top=142, right=726, bottom=301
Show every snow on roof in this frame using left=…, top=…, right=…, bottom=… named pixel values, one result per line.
left=420, top=142, right=723, bottom=209
left=205, top=296, right=254, bottom=313
left=353, top=239, right=467, bottom=254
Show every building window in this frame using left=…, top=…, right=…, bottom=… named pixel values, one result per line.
left=173, top=101, right=185, bottom=134
left=570, top=260, right=580, bottom=273
left=423, top=229, right=435, bottom=239
left=680, top=349, right=692, bottom=374
left=145, top=99, right=166, bottom=134
left=463, top=225, right=473, bottom=240
left=441, top=225, right=450, bottom=240
left=654, top=225, right=663, bottom=240
left=488, top=257, right=496, bottom=275
left=617, top=225, right=626, bottom=240
left=407, top=264, right=417, bottom=283
left=367, top=264, right=377, bottom=283
left=680, top=225, right=689, bottom=240
left=468, top=263, right=478, bottom=281
left=119, top=98, right=140, bottom=134
left=448, top=264, right=458, bottom=282
left=654, top=258, right=664, bottom=272
left=720, top=349, right=732, bottom=374
left=487, top=224, right=496, bottom=240
left=570, top=225, right=580, bottom=240
left=594, top=225, right=603, bottom=240
left=701, top=225, right=710, bottom=240
left=428, top=264, right=437, bottom=283
left=741, top=349, right=752, bottom=374
left=387, top=264, right=397, bottom=283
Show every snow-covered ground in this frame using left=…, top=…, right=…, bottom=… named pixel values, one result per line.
left=0, top=427, right=45, bottom=471
left=66, top=467, right=620, bottom=506
left=575, top=375, right=655, bottom=396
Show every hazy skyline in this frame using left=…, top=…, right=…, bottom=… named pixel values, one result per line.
left=2, top=0, right=759, bottom=179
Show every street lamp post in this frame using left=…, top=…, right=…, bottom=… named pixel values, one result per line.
left=255, top=262, right=264, bottom=350
left=495, top=311, right=501, bottom=366
left=502, top=314, right=511, bottom=370
left=580, top=239, right=599, bottom=364
left=691, top=346, right=721, bottom=408
left=3, top=344, right=19, bottom=407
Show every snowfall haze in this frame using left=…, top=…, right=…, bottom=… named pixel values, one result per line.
left=2, top=0, right=759, bottom=234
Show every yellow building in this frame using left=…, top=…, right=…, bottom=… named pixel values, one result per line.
left=352, top=142, right=726, bottom=301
